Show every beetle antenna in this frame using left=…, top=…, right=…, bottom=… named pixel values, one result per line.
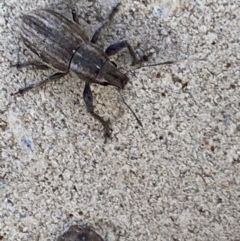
left=118, top=91, right=143, bottom=127
left=132, top=60, right=174, bottom=70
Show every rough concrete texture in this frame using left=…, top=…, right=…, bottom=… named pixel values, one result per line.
left=1, top=0, right=240, bottom=240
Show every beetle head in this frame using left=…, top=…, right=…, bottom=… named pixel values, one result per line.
left=96, top=61, right=129, bottom=89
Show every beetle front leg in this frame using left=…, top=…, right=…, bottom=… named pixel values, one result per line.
left=83, top=82, right=111, bottom=143
left=105, top=40, right=150, bottom=66
left=13, top=72, right=67, bottom=95
left=105, top=40, right=138, bottom=65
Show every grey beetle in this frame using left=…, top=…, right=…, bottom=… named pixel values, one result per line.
left=13, top=4, right=146, bottom=142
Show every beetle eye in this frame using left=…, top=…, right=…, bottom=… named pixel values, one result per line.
left=110, top=61, right=117, bottom=67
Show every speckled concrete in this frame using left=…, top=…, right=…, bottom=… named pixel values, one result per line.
left=1, top=0, right=240, bottom=240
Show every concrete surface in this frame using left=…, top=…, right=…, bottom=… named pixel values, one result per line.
left=0, top=0, right=240, bottom=240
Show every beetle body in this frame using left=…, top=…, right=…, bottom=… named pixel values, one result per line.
left=15, top=6, right=144, bottom=141
left=21, top=9, right=128, bottom=88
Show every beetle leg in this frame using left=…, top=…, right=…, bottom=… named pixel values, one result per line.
left=91, top=3, right=121, bottom=43
left=11, top=62, right=49, bottom=70
left=14, top=72, right=67, bottom=95
left=105, top=40, right=138, bottom=65
left=66, top=0, right=79, bottom=23
left=71, top=9, right=79, bottom=24
left=105, top=40, right=150, bottom=66
left=83, top=82, right=111, bottom=142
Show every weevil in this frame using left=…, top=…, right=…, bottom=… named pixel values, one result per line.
left=12, top=3, right=148, bottom=142
left=57, top=225, right=104, bottom=241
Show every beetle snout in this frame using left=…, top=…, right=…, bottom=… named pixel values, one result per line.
left=97, top=61, right=129, bottom=89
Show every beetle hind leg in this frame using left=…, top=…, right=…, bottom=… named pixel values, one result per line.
left=83, top=82, right=111, bottom=143
left=13, top=72, right=67, bottom=95
left=11, top=62, right=49, bottom=70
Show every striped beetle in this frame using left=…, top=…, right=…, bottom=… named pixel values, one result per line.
left=13, top=3, right=146, bottom=142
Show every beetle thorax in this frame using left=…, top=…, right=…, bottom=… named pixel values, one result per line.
left=70, top=44, right=128, bottom=88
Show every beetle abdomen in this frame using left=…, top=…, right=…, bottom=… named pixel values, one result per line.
left=21, top=9, right=89, bottom=72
